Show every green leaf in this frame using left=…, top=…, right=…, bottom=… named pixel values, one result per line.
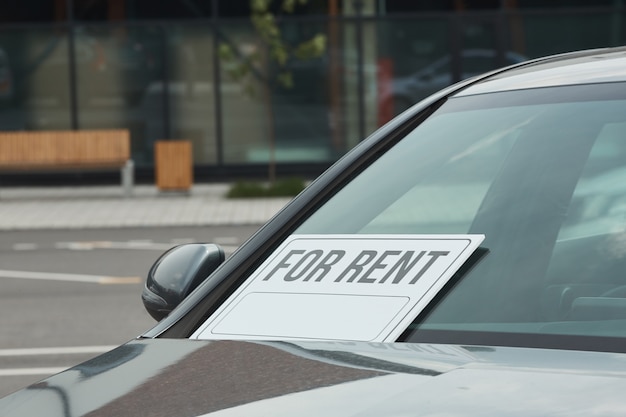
left=251, top=0, right=270, bottom=13
left=218, top=43, right=235, bottom=60
left=221, top=0, right=326, bottom=96
left=294, top=33, right=327, bottom=60
left=271, top=45, right=289, bottom=66
left=282, top=0, right=296, bottom=13
left=277, top=71, right=293, bottom=88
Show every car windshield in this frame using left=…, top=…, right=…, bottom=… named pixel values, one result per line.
left=295, top=82, right=626, bottom=349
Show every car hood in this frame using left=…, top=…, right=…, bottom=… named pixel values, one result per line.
left=2, top=338, right=626, bottom=416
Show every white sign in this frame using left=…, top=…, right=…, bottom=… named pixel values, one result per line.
left=191, top=234, right=484, bottom=342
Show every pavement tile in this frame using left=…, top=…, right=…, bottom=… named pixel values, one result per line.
left=0, top=184, right=292, bottom=230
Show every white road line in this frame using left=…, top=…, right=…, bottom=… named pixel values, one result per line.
left=54, top=240, right=239, bottom=254
left=0, top=346, right=118, bottom=376
left=0, top=270, right=142, bottom=284
left=0, top=345, right=116, bottom=357
left=12, top=239, right=241, bottom=253
left=55, top=241, right=175, bottom=251
left=0, top=367, right=68, bottom=377
left=13, top=243, right=39, bottom=251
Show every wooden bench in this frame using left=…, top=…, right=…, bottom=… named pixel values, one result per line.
left=0, top=129, right=134, bottom=196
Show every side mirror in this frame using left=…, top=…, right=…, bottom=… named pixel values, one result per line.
left=141, top=243, right=225, bottom=321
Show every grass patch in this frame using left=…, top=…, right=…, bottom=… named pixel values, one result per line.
left=227, top=178, right=307, bottom=198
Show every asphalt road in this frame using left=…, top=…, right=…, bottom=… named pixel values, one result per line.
left=0, top=225, right=261, bottom=397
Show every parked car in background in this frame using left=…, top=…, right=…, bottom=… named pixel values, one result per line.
left=3, top=46, right=626, bottom=416
left=387, top=48, right=527, bottom=115
left=0, top=48, right=13, bottom=101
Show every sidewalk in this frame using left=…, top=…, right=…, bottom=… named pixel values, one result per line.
left=0, top=184, right=293, bottom=230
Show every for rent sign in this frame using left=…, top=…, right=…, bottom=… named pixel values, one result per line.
left=192, top=234, right=484, bottom=342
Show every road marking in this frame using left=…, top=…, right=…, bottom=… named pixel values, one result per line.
left=13, top=243, right=38, bottom=251
left=54, top=240, right=239, bottom=255
left=0, top=345, right=117, bottom=377
left=0, top=346, right=118, bottom=377
left=0, top=270, right=142, bottom=284
left=99, top=276, right=143, bottom=284
left=55, top=241, right=175, bottom=251
left=11, top=239, right=242, bottom=253
left=0, top=367, right=68, bottom=377
left=0, top=345, right=117, bottom=357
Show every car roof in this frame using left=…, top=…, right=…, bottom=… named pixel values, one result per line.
left=456, top=46, right=626, bottom=96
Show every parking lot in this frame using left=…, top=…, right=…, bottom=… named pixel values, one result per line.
left=0, top=185, right=289, bottom=396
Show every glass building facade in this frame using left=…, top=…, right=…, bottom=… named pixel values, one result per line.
left=0, top=0, right=624, bottom=183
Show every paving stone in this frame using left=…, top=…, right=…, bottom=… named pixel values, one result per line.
left=0, top=185, right=292, bottom=230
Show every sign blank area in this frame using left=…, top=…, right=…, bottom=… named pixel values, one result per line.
left=211, top=292, right=410, bottom=341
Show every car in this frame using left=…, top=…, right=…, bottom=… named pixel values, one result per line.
left=386, top=48, right=527, bottom=115
left=3, top=46, right=626, bottom=416
left=0, top=48, right=13, bottom=101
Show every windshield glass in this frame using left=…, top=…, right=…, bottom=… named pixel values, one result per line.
left=296, top=83, right=626, bottom=347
